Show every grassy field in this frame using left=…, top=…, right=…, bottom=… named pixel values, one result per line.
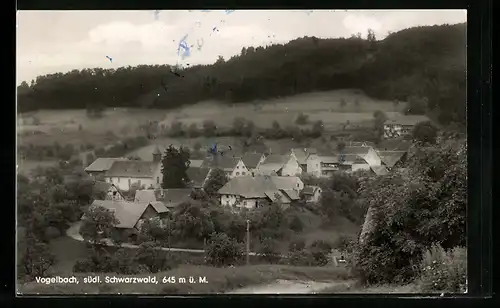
left=18, top=264, right=353, bottom=295
left=16, top=89, right=406, bottom=172
left=17, top=89, right=403, bottom=148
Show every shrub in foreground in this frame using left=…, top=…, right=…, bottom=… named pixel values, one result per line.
left=418, top=245, right=466, bottom=293
left=205, top=232, right=244, bottom=267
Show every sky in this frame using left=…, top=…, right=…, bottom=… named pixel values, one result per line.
left=16, top=10, right=466, bottom=85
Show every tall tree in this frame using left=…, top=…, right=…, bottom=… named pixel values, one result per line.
left=204, top=168, right=229, bottom=197
left=161, top=145, right=191, bottom=188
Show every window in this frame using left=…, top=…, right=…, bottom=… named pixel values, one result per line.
left=157, top=176, right=160, bottom=184
left=138, top=180, right=142, bottom=187
left=117, top=178, right=120, bottom=183
left=237, top=166, right=239, bottom=169
left=128, top=179, right=131, bottom=187
left=243, top=201, right=247, bottom=206
left=236, top=172, right=240, bottom=176
left=242, top=172, right=246, bottom=175
left=297, top=183, right=299, bottom=187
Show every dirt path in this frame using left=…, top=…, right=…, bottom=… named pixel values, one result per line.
left=66, top=222, right=279, bottom=257
left=226, top=279, right=355, bottom=294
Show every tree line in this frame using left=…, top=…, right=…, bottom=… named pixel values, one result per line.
left=17, top=23, right=466, bottom=127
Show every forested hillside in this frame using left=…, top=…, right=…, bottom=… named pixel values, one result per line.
left=17, top=23, right=466, bottom=125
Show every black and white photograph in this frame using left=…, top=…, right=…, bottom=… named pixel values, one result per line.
left=16, top=9, right=467, bottom=295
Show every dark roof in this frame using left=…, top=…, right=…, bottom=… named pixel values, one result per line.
left=281, top=189, right=300, bottom=201
left=85, top=158, right=127, bottom=172
left=241, top=153, right=264, bottom=169
left=291, top=148, right=317, bottom=164
left=262, top=154, right=291, bottom=165
left=158, top=188, right=192, bottom=208
left=341, top=146, right=372, bottom=155
left=340, top=154, right=367, bottom=165
left=201, top=156, right=242, bottom=171
left=134, top=190, right=157, bottom=203
left=302, top=185, right=320, bottom=195
left=89, top=200, right=150, bottom=229
left=149, top=201, right=169, bottom=213
left=377, top=151, right=406, bottom=168
left=186, top=167, right=211, bottom=188
left=218, top=175, right=301, bottom=199
left=105, top=161, right=160, bottom=178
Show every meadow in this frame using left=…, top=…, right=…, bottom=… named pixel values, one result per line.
left=16, top=89, right=404, bottom=173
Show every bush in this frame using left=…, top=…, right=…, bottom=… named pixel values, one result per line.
left=309, top=240, right=332, bottom=266
left=333, top=234, right=355, bottom=251
left=288, top=215, right=304, bottom=232
left=205, top=232, right=244, bottom=267
left=259, top=237, right=281, bottom=264
left=44, top=226, right=61, bottom=240
left=288, top=238, right=306, bottom=252
left=288, top=249, right=316, bottom=266
left=295, top=113, right=309, bottom=125
left=418, top=245, right=466, bottom=293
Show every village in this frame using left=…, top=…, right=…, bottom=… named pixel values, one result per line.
left=81, top=115, right=426, bottom=245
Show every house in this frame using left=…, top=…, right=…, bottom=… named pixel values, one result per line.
left=302, top=185, right=322, bottom=203
left=376, top=151, right=407, bottom=171
left=186, top=167, right=212, bottom=189
left=241, top=153, right=266, bottom=173
left=85, top=200, right=165, bottom=240
left=257, top=154, right=302, bottom=176
left=93, top=181, right=125, bottom=201
left=317, top=156, right=340, bottom=178
left=200, top=156, right=249, bottom=179
left=218, top=175, right=303, bottom=210
left=341, top=146, right=382, bottom=167
left=338, top=154, right=371, bottom=172
left=84, top=157, right=127, bottom=180
left=383, top=115, right=431, bottom=139
left=103, top=148, right=163, bottom=191
left=291, top=148, right=317, bottom=172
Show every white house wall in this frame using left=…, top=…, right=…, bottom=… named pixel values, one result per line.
left=230, top=160, right=249, bottom=178
left=306, top=154, right=321, bottom=177
left=281, top=157, right=302, bottom=176
left=106, top=176, right=156, bottom=191
left=364, top=148, right=382, bottom=166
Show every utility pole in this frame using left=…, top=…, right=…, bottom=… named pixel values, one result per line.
left=246, top=219, right=250, bottom=266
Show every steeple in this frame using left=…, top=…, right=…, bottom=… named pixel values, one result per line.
left=153, top=145, right=162, bottom=162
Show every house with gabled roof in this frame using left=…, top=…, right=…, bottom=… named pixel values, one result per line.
left=341, top=146, right=381, bottom=167
left=376, top=151, right=408, bottom=171
left=93, top=180, right=125, bottom=201
left=302, top=185, right=322, bottom=203
left=218, top=175, right=303, bottom=210
left=85, top=200, right=165, bottom=240
left=105, top=159, right=162, bottom=191
left=383, top=115, right=431, bottom=139
left=291, top=148, right=317, bottom=172
left=85, top=157, right=128, bottom=180
left=200, top=156, right=249, bottom=179
left=241, top=153, right=266, bottom=173
left=257, top=154, right=302, bottom=176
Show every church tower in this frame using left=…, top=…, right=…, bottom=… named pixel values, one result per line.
left=152, top=145, right=162, bottom=163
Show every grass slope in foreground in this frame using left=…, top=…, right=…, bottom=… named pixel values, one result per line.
left=18, top=265, right=353, bottom=295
